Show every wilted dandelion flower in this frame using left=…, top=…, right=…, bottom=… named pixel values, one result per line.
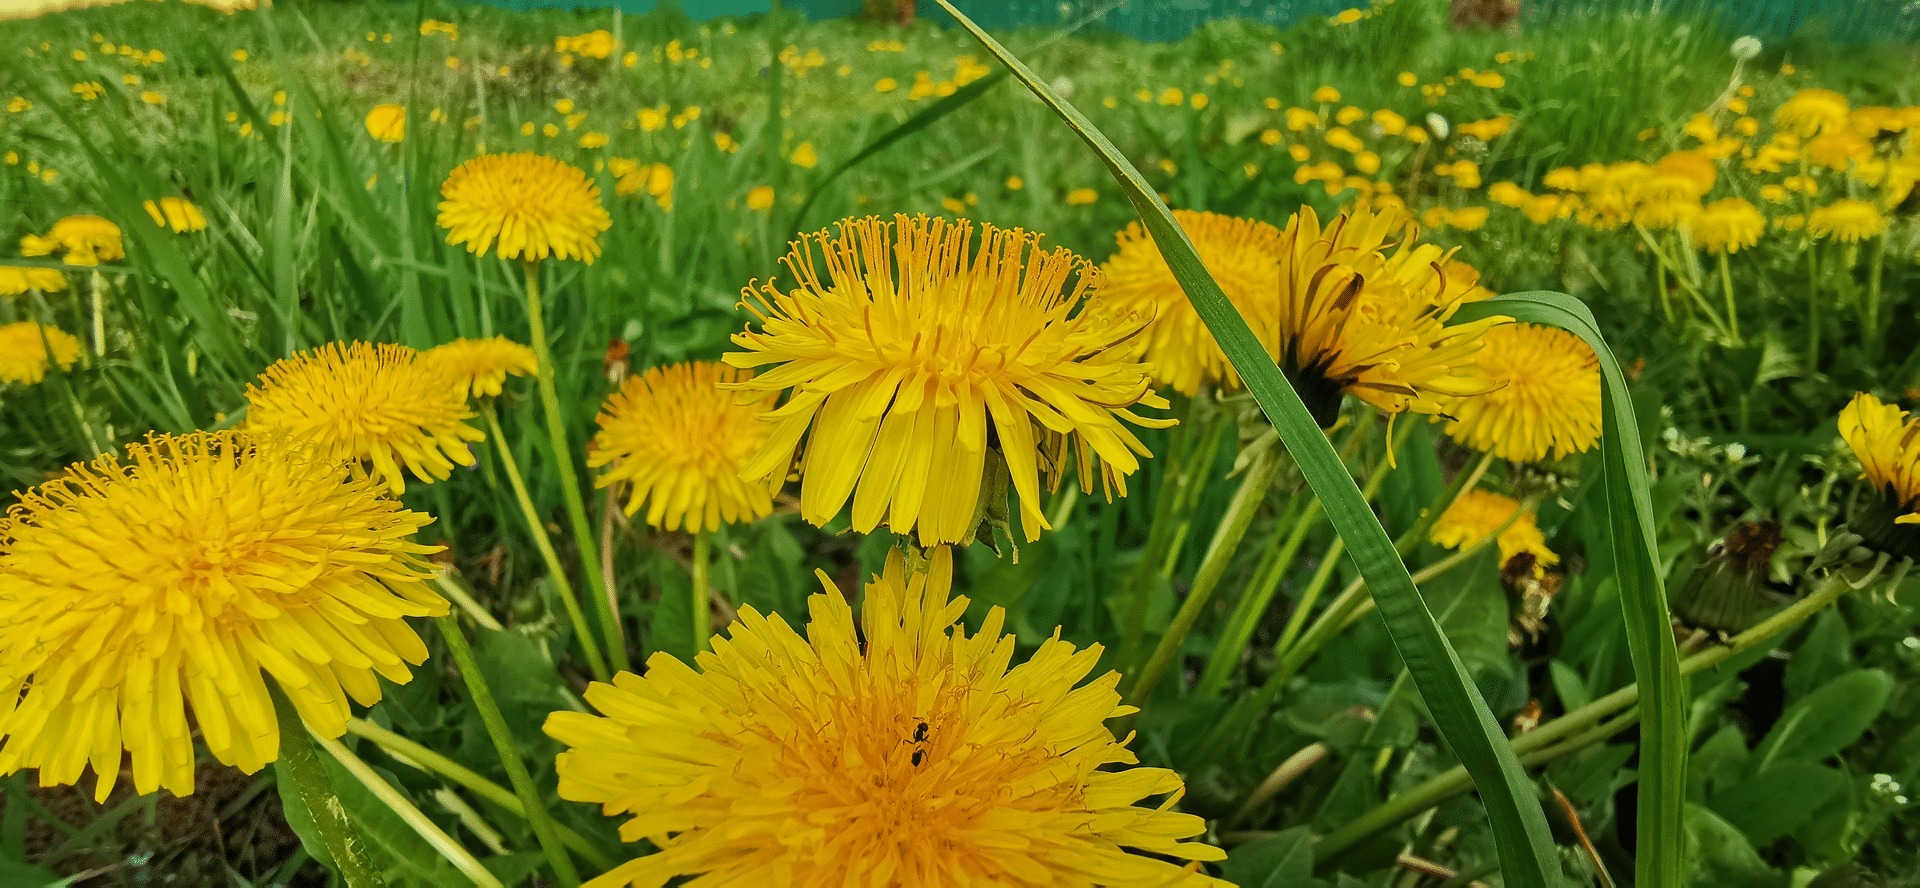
left=21, top=215, right=123, bottom=266
left=1692, top=198, right=1766, bottom=254
left=725, top=214, right=1171, bottom=546
left=1838, top=393, right=1920, bottom=558
left=588, top=361, right=776, bottom=533
left=142, top=197, right=206, bottom=233
left=365, top=103, right=406, bottom=142
left=422, top=336, right=537, bottom=399
left=0, top=264, right=66, bottom=296
left=1440, top=323, right=1600, bottom=463
left=1273, top=204, right=1506, bottom=426
left=0, top=321, right=81, bottom=384
left=0, top=431, right=445, bottom=801
left=437, top=152, right=611, bottom=264
left=1431, top=489, right=1559, bottom=570
left=1099, top=210, right=1286, bottom=395
left=1808, top=198, right=1887, bottom=242
left=245, top=341, right=484, bottom=494
left=1775, top=88, right=1850, bottom=138
left=544, top=548, right=1229, bottom=888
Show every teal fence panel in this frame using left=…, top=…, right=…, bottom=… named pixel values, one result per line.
left=480, top=0, right=1920, bottom=44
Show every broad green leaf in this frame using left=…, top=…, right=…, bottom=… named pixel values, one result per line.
left=1683, top=803, right=1784, bottom=888
left=1455, top=291, right=1686, bottom=888
left=931, top=3, right=1560, bottom=884
left=1752, top=668, right=1893, bottom=772
left=1710, top=762, right=1845, bottom=846
left=1220, top=826, right=1318, bottom=888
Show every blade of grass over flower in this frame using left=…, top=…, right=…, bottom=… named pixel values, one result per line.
left=932, top=3, right=1560, bottom=885
left=1453, top=292, right=1684, bottom=888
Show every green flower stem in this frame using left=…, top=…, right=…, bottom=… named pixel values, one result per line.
left=1806, top=243, right=1822, bottom=371
left=88, top=270, right=105, bottom=357
left=1193, top=492, right=1317, bottom=698
left=1634, top=224, right=1727, bottom=340
left=482, top=404, right=608, bottom=681
left=269, top=686, right=388, bottom=888
left=1864, top=233, right=1886, bottom=351
left=691, top=529, right=713, bottom=653
left=1716, top=251, right=1741, bottom=345
left=1117, top=396, right=1194, bottom=668
left=1123, top=444, right=1283, bottom=707
left=343, top=719, right=616, bottom=872
left=1394, top=450, right=1494, bottom=559
left=436, top=615, right=583, bottom=888
left=311, top=733, right=506, bottom=888
left=1311, top=566, right=1871, bottom=860
left=432, top=573, right=504, bottom=632
left=1266, top=433, right=1408, bottom=664
left=520, top=260, right=627, bottom=674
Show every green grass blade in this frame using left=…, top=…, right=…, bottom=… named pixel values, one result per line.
left=1455, top=291, right=1685, bottom=888
left=931, top=2, right=1560, bottom=884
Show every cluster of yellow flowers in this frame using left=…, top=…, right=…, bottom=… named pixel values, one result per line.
left=553, top=28, right=616, bottom=61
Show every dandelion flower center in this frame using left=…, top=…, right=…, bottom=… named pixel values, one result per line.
left=245, top=341, right=485, bottom=493
left=544, top=548, right=1229, bottom=887
left=725, top=214, right=1171, bottom=546
left=0, top=431, right=446, bottom=800
left=437, top=151, right=612, bottom=264
left=589, top=361, right=778, bottom=532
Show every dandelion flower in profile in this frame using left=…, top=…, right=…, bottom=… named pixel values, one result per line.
left=1273, top=203, right=1506, bottom=426
left=544, top=548, right=1230, bottom=888
left=423, top=336, right=537, bottom=399
left=1807, top=198, right=1887, bottom=242
left=1838, top=393, right=1920, bottom=558
left=0, top=264, right=67, bottom=296
left=245, top=341, right=484, bottom=493
left=725, top=214, right=1171, bottom=547
left=437, top=152, right=611, bottom=264
left=1774, top=88, right=1850, bottom=138
left=1431, top=489, right=1559, bottom=571
left=142, top=197, right=207, bottom=233
left=1439, top=323, right=1601, bottom=463
left=1100, top=210, right=1286, bottom=395
left=1692, top=198, right=1766, bottom=254
left=0, top=431, right=445, bottom=801
left=589, top=361, right=777, bottom=532
left=0, top=322, right=81, bottom=384
left=20, top=215, right=123, bottom=266
left=365, top=103, right=406, bottom=142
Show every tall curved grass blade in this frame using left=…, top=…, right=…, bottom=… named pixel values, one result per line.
left=930, top=2, right=1560, bottom=884
left=1455, top=291, right=1684, bottom=888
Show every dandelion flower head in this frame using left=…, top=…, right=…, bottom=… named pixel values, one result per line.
left=1692, top=198, right=1766, bottom=254
left=365, top=103, right=407, bottom=142
left=1431, top=489, right=1559, bottom=572
left=245, top=341, right=485, bottom=494
left=21, top=215, right=123, bottom=266
left=0, top=321, right=81, bottom=385
left=437, top=151, right=612, bottom=264
left=1775, top=88, right=1850, bottom=138
left=725, top=214, right=1172, bottom=547
left=423, top=336, right=537, bottom=399
left=543, top=547, right=1230, bottom=888
left=588, top=361, right=778, bottom=533
left=1440, top=323, right=1601, bottom=463
left=0, top=265, right=67, bottom=297
left=0, top=431, right=446, bottom=801
left=1838, top=393, right=1920, bottom=558
left=1808, top=198, right=1887, bottom=242
left=1098, top=210, right=1286, bottom=396
left=143, top=197, right=207, bottom=233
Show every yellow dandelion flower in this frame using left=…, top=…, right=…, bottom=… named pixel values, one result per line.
left=1099, top=211, right=1286, bottom=395
left=1066, top=187, right=1099, bottom=205
left=1397, top=71, right=1417, bottom=87
left=588, top=362, right=776, bottom=533
left=1488, top=181, right=1531, bottom=207
left=422, top=336, right=537, bottom=399
left=245, top=342, right=485, bottom=494
left=1313, top=85, right=1341, bottom=103
left=544, top=547, right=1229, bottom=888
left=1804, top=131, right=1871, bottom=171
left=437, top=152, right=612, bottom=264
left=1775, top=87, right=1849, bottom=137
left=1457, top=115, right=1513, bottom=140
left=746, top=184, right=775, bottom=210
left=789, top=141, right=818, bottom=169
left=142, top=197, right=207, bottom=233
left=1691, top=198, right=1765, bottom=254
left=1373, top=108, right=1407, bottom=135
left=0, top=322, right=80, bottom=385
left=1808, top=198, right=1887, bottom=242
left=1838, top=393, right=1920, bottom=558
left=0, top=431, right=445, bottom=801
left=21, top=215, right=123, bottom=266
left=1439, top=323, right=1599, bottom=463
left=724, top=215, right=1171, bottom=546
left=614, top=162, right=674, bottom=211
left=365, top=103, right=406, bottom=142
left=1431, top=489, right=1558, bottom=570
left=0, top=264, right=67, bottom=296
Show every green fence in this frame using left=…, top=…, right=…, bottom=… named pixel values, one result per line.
left=472, top=0, right=1916, bottom=44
